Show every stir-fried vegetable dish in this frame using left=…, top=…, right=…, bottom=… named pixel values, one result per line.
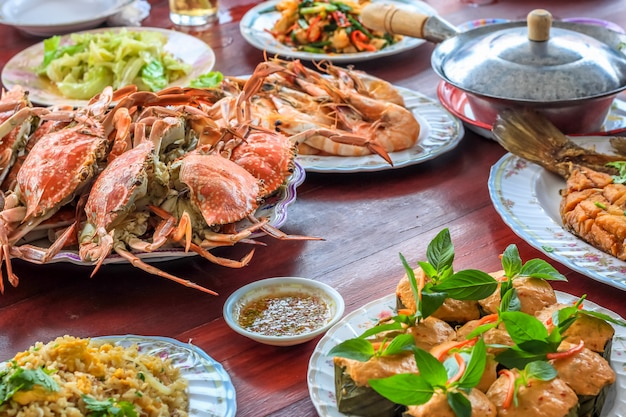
left=269, top=0, right=401, bottom=54
left=37, top=29, right=192, bottom=100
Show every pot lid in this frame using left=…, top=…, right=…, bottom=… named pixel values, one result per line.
left=433, top=10, right=626, bottom=102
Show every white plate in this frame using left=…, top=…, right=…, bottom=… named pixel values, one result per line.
left=307, top=292, right=626, bottom=417
left=0, top=335, right=237, bottom=417
left=1, top=26, right=216, bottom=108
left=489, top=138, right=626, bottom=291
left=0, top=0, right=135, bottom=37
left=239, top=0, right=436, bottom=64
left=24, top=161, right=305, bottom=266
left=297, top=86, right=464, bottom=173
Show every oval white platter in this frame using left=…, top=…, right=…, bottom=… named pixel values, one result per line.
left=488, top=138, right=626, bottom=291
left=297, top=85, right=464, bottom=173
left=240, top=0, right=436, bottom=64
left=307, top=292, right=626, bottom=417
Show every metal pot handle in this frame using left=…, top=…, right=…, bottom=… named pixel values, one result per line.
left=360, top=3, right=459, bottom=43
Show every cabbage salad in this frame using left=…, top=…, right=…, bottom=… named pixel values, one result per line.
left=37, top=29, right=192, bottom=100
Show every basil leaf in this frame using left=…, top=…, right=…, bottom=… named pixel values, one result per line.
left=500, top=311, right=548, bottom=345
left=525, top=361, right=557, bottom=382
left=447, top=390, right=472, bottom=417
left=426, top=228, right=454, bottom=274
left=401, top=253, right=421, bottom=309
left=465, top=321, right=499, bottom=339
left=500, top=287, right=521, bottom=312
left=328, top=338, right=374, bottom=362
left=433, top=270, right=498, bottom=300
left=458, top=338, right=486, bottom=389
left=417, top=261, right=437, bottom=279
left=369, top=373, right=434, bottom=406
left=359, top=322, right=405, bottom=339
left=516, top=339, right=552, bottom=355
left=518, top=259, right=567, bottom=281
left=420, top=291, right=446, bottom=319
left=412, top=347, right=448, bottom=387
left=496, top=347, right=546, bottom=370
left=580, top=309, right=626, bottom=327
left=501, top=244, right=522, bottom=278
left=382, top=334, right=415, bottom=357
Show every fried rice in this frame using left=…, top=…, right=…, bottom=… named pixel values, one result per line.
left=0, top=335, right=189, bottom=417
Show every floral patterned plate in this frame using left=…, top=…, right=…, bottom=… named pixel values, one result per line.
left=297, top=86, right=464, bottom=173
left=307, top=292, right=626, bottom=417
left=489, top=137, right=626, bottom=290
left=0, top=335, right=236, bottom=416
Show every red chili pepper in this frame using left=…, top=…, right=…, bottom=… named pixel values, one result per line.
left=332, top=11, right=350, bottom=27
left=477, top=313, right=499, bottom=325
left=546, top=339, right=585, bottom=360
left=350, top=30, right=376, bottom=52
left=498, top=369, right=516, bottom=409
left=306, top=15, right=323, bottom=42
left=435, top=337, right=478, bottom=362
left=447, top=352, right=466, bottom=384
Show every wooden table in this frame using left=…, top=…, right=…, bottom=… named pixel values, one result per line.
left=1, top=0, right=626, bottom=415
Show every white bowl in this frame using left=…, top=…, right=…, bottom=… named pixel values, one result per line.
left=223, top=277, right=345, bottom=346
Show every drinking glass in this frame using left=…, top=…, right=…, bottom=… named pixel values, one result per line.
left=169, top=0, right=218, bottom=26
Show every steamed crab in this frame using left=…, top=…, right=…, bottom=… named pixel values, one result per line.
left=0, top=86, right=134, bottom=292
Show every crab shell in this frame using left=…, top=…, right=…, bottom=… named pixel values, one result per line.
left=179, top=153, right=260, bottom=226
left=230, top=129, right=295, bottom=197
left=84, top=139, right=156, bottom=230
left=16, top=123, right=108, bottom=222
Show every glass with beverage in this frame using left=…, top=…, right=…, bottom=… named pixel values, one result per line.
left=169, top=0, right=218, bottom=26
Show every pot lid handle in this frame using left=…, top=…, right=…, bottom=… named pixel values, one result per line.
left=527, top=9, right=552, bottom=41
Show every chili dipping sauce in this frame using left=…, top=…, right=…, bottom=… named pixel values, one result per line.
left=237, top=292, right=331, bottom=336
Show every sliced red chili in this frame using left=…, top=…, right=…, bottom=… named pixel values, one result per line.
left=350, top=30, right=376, bottom=52
left=546, top=339, right=585, bottom=360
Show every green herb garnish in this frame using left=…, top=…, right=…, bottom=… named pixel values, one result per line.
left=0, top=363, right=60, bottom=404
left=368, top=339, right=488, bottom=417
left=606, top=161, right=626, bottom=184
left=82, top=395, right=138, bottom=417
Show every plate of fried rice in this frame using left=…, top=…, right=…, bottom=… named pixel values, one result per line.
left=0, top=335, right=236, bottom=416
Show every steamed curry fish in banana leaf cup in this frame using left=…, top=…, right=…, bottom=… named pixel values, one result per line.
left=535, top=303, right=615, bottom=358
left=396, top=270, right=482, bottom=326
left=328, top=229, right=626, bottom=416
left=332, top=316, right=456, bottom=416
left=486, top=366, right=580, bottom=417
left=548, top=341, right=616, bottom=417
left=478, top=275, right=557, bottom=317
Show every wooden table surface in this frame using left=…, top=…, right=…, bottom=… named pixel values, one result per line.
left=2, top=0, right=626, bottom=415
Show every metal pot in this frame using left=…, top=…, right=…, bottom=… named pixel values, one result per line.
left=361, top=6, right=626, bottom=134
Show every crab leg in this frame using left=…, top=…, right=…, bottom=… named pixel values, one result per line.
left=112, top=244, right=218, bottom=296
left=0, top=222, right=18, bottom=293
